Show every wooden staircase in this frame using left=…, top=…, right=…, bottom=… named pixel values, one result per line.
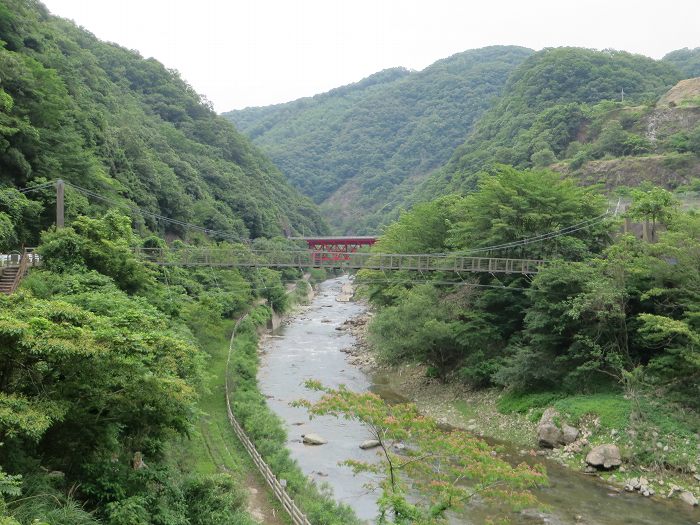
left=0, top=249, right=38, bottom=295
left=0, top=265, right=22, bottom=294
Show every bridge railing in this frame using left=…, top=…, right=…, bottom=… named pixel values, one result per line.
left=135, top=248, right=546, bottom=274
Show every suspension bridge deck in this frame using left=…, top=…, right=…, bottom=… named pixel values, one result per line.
left=136, top=248, right=546, bottom=274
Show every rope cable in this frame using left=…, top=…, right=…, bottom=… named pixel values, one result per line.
left=459, top=212, right=611, bottom=255
left=63, top=181, right=248, bottom=242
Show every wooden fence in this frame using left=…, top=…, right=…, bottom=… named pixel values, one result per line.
left=225, top=313, right=312, bottom=525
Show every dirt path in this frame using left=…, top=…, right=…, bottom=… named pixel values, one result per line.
left=245, top=472, right=286, bottom=525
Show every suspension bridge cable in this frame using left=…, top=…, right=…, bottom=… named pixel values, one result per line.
left=13, top=181, right=57, bottom=194
left=459, top=212, right=612, bottom=255
left=62, top=181, right=248, bottom=243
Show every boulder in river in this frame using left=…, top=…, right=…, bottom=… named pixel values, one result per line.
left=359, top=439, right=381, bottom=450
left=585, top=444, right=622, bottom=469
left=302, top=433, right=328, bottom=445
left=679, top=490, right=698, bottom=506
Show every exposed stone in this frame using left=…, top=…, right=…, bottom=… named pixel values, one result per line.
left=679, top=491, right=698, bottom=506
left=536, top=408, right=562, bottom=448
left=539, top=407, right=558, bottom=424
left=536, top=408, right=580, bottom=449
left=359, top=439, right=381, bottom=450
left=560, top=424, right=579, bottom=445
left=132, top=451, right=146, bottom=470
left=585, top=444, right=622, bottom=469
left=301, top=433, right=328, bottom=445
left=538, top=422, right=562, bottom=448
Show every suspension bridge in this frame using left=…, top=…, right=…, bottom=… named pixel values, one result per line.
left=134, top=246, right=546, bottom=274
left=3, top=179, right=623, bottom=294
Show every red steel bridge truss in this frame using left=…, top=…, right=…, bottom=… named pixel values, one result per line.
left=293, top=236, right=377, bottom=263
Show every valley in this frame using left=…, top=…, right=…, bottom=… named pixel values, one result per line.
left=1, top=1, right=699, bottom=524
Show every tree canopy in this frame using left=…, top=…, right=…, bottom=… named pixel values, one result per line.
left=0, top=0, right=325, bottom=247
left=412, top=48, right=682, bottom=201
left=225, top=46, right=534, bottom=233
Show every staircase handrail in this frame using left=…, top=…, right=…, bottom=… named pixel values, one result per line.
left=8, top=248, right=35, bottom=294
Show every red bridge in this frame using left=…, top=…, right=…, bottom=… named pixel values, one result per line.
left=290, top=236, right=377, bottom=263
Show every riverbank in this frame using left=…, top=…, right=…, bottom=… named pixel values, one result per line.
left=228, top=299, right=362, bottom=525
left=339, top=306, right=700, bottom=512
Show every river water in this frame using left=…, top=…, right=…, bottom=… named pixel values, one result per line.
left=258, top=277, right=698, bottom=525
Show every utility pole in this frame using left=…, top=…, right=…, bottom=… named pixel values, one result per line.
left=56, top=179, right=65, bottom=228
left=621, top=87, right=624, bottom=103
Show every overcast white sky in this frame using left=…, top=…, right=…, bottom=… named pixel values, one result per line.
left=41, top=0, right=700, bottom=112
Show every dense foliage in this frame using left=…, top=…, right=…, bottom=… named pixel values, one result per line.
left=362, top=169, right=699, bottom=474
left=413, top=48, right=683, bottom=201
left=0, top=0, right=325, bottom=245
left=364, top=167, right=613, bottom=380
left=0, top=210, right=351, bottom=524
left=663, top=47, right=700, bottom=79
left=0, top=213, right=263, bottom=524
left=225, top=46, right=533, bottom=232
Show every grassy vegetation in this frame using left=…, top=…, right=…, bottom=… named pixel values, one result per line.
left=496, top=389, right=699, bottom=474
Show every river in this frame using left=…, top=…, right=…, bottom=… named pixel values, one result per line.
left=258, top=277, right=698, bottom=525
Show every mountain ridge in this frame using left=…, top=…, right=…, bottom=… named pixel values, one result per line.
left=224, top=45, right=534, bottom=233
left=0, top=0, right=326, bottom=248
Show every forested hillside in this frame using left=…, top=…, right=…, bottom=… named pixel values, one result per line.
left=360, top=168, right=700, bottom=497
left=413, top=48, right=686, bottom=201
left=663, top=47, right=700, bottom=79
left=224, top=46, right=533, bottom=233
left=0, top=2, right=355, bottom=524
left=0, top=0, right=325, bottom=248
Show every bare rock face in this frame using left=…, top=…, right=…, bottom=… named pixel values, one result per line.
left=538, top=422, right=563, bottom=448
left=585, top=444, right=622, bottom=469
left=302, top=433, right=328, bottom=445
left=132, top=451, right=146, bottom=470
left=536, top=407, right=582, bottom=449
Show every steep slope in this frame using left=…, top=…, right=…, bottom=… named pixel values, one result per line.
left=554, top=80, right=700, bottom=191
left=224, top=46, right=534, bottom=233
left=412, top=48, right=683, bottom=201
left=0, top=0, right=325, bottom=247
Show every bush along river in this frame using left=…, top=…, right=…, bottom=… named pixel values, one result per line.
left=258, top=277, right=698, bottom=525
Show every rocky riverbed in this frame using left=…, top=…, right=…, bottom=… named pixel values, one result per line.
left=260, top=277, right=699, bottom=524
left=336, top=304, right=700, bottom=516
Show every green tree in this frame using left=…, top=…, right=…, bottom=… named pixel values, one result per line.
left=530, top=147, right=556, bottom=167
left=447, top=166, right=612, bottom=261
left=627, top=186, right=678, bottom=239
left=294, top=382, right=545, bottom=524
